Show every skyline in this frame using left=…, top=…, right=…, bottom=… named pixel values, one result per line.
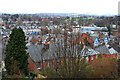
left=0, top=0, right=119, bottom=15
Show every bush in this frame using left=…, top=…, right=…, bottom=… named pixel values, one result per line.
left=90, top=57, right=118, bottom=78
left=40, top=58, right=94, bottom=78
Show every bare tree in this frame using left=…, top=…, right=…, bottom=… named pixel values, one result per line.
left=40, top=23, right=93, bottom=78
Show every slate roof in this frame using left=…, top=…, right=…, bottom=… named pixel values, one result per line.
left=27, top=41, right=118, bottom=63
left=90, top=36, right=96, bottom=42
left=27, top=43, right=82, bottom=62
left=111, top=43, right=120, bottom=53
left=27, top=44, right=57, bottom=62
left=81, top=45, right=100, bottom=57
left=95, top=45, right=110, bottom=54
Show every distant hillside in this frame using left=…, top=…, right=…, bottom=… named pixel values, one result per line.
left=0, top=12, right=117, bottom=17
left=35, top=13, right=79, bottom=17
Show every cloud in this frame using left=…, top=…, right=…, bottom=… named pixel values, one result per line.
left=0, top=0, right=119, bottom=15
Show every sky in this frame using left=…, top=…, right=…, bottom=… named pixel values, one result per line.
left=0, top=0, right=119, bottom=15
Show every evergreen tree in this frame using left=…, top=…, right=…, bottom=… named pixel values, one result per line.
left=5, top=27, right=29, bottom=77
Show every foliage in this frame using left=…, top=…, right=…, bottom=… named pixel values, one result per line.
left=40, top=67, right=58, bottom=78
left=118, top=59, right=120, bottom=77
left=5, top=27, right=29, bottom=76
left=57, top=58, right=93, bottom=78
left=90, top=57, right=118, bottom=78
left=40, top=58, right=94, bottom=78
left=97, top=54, right=102, bottom=58
left=84, top=38, right=90, bottom=46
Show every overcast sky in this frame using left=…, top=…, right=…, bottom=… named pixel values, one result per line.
left=0, top=0, right=119, bottom=15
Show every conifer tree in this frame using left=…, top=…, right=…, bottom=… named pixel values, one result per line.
left=5, top=27, right=29, bottom=76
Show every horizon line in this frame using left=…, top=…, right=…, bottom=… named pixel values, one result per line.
left=0, top=12, right=118, bottom=16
